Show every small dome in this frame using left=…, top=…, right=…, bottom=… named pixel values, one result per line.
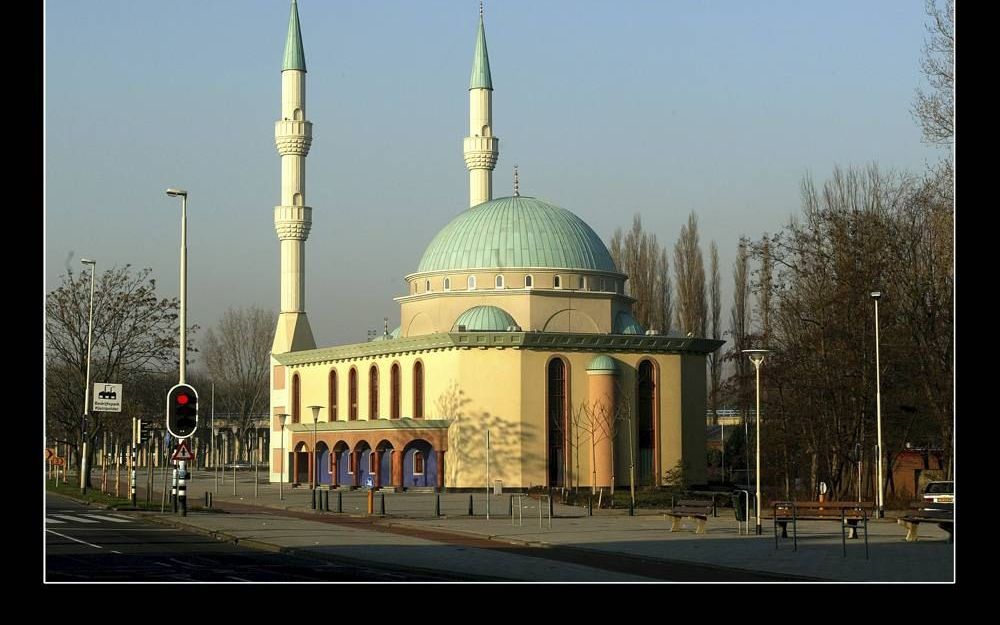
left=614, top=311, right=645, bottom=335
left=453, top=305, right=518, bottom=332
left=417, top=196, right=618, bottom=274
left=586, top=355, right=619, bottom=373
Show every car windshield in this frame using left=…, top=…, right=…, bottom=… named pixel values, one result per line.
left=925, top=482, right=953, bottom=494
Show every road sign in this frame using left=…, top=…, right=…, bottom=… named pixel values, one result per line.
left=45, top=448, right=54, bottom=461
left=365, top=475, right=374, bottom=488
left=171, top=440, right=194, bottom=462
left=50, top=457, right=66, bottom=467
left=93, top=383, right=123, bottom=412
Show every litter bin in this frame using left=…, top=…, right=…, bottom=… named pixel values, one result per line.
left=732, top=491, right=748, bottom=522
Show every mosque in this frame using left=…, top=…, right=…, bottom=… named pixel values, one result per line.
left=268, top=1, right=722, bottom=491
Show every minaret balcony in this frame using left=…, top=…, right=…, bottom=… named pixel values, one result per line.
left=275, top=120, right=313, bottom=156
left=464, top=136, right=499, bottom=170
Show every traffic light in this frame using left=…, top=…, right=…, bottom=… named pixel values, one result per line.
left=166, top=383, right=198, bottom=439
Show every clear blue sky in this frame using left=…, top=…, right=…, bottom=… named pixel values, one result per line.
left=45, top=0, right=941, bottom=353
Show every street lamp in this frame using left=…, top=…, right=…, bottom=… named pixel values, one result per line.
left=871, top=290, right=884, bottom=519
left=307, top=405, right=324, bottom=489
left=742, top=348, right=770, bottom=535
left=165, top=188, right=188, bottom=384
left=80, top=258, right=97, bottom=494
left=277, top=413, right=289, bottom=500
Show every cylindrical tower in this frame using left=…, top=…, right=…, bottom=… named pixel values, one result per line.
left=463, top=8, right=499, bottom=208
left=273, top=0, right=316, bottom=353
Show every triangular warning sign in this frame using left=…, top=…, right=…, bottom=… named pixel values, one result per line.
left=171, top=440, right=194, bottom=462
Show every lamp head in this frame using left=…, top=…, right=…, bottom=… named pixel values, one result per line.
left=80, top=258, right=96, bottom=266
left=870, top=291, right=881, bottom=299
left=307, top=405, right=323, bottom=421
left=277, top=413, right=289, bottom=427
left=165, top=188, right=188, bottom=198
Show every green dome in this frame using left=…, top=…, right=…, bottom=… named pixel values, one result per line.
left=417, top=196, right=618, bottom=274
left=586, top=355, right=619, bottom=373
left=453, top=306, right=519, bottom=332
left=614, top=311, right=645, bottom=335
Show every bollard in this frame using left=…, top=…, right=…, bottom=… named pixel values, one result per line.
left=468, top=494, right=474, bottom=516
left=379, top=492, right=385, bottom=516
left=508, top=495, right=513, bottom=518
left=628, top=500, right=634, bottom=516
left=311, top=488, right=317, bottom=510
left=323, top=489, right=329, bottom=512
left=336, top=490, right=343, bottom=513
left=549, top=494, right=554, bottom=518
left=588, top=495, right=593, bottom=516
left=367, top=489, right=374, bottom=515
left=434, top=493, right=441, bottom=517
left=205, top=491, right=209, bottom=507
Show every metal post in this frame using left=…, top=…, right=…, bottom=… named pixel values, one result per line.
left=254, top=453, right=259, bottom=498
left=130, top=443, right=137, bottom=506
left=233, top=460, right=237, bottom=496
left=212, top=383, right=218, bottom=493
left=80, top=259, right=97, bottom=495
left=468, top=494, right=474, bottom=516
left=872, top=293, right=885, bottom=519
left=177, top=192, right=187, bottom=384
left=379, top=492, right=385, bottom=516
left=160, top=456, right=169, bottom=513
left=485, top=429, right=490, bottom=520
left=146, top=443, right=152, bottom=504
left=171, top=464, right=178, bottom=513
left=311, top=488, right=317, bottom=510
left=337, top=490, right=343, bottom=513
left=178, top=460, right=187, bottom=516
left=323, top=489, right=329, bottom=511
left=434, top=493, right=441, bottom=517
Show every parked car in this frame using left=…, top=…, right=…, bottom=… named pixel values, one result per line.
left=224, top=461, right=253, bottom=470
left=922, top=480, right=954, bottom=505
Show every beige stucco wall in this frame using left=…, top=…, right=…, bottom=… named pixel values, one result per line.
left=269, top=343, right=709, bottom=489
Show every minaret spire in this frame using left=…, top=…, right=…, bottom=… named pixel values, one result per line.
left=513, top=165, right=520, bottom=196
left=464, top=3, right=500, bottom=207
left=272, top=0, right=316, bottom=353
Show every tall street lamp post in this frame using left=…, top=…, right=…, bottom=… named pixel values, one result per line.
left=308, top=406, right=324, bottom=488
left=871, top=291, right=884, bottom=519
left=165, top=189, right=188, bottom=384
left=80, top=258, right=97, bottom=494
left=277, top=413, right=289, bottom=500
left=743, top=349, right=770, bottom=535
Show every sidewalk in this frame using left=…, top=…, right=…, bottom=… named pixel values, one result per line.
left=60, top=469, right=956, bottom=582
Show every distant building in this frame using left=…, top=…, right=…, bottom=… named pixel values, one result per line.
left=266, top=2, right=722, bottom=490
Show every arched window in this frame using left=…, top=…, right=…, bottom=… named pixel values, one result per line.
left=425, top=280, right=431, bottom=292
left=468, top=275, right=477, bottom=290
left=525, top=275, right=533, bottom=288
left=495, top=275, right=504, bottom=289
left=369, top=365, right=379, bottom=418
left=349, top=368, right=358, bottom=421
left=554, top=275, right=562, bottom=289
left=444, top=277, right=451, bottom=291
left=390, top=363, right=401, bottom=419
left=578, top=276, right=585, bottom=289
left=547, top=358, right=567, bottom=487
left=292, top=373, right=301, bottom=424
left=637, top=360, right=657, bottom=486
left=329, top=370, right=338, bottom=421
left=413, top=361, right=424, bottom=419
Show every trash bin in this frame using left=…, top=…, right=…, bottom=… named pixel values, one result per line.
left=732, top=491, right=748, bottom=522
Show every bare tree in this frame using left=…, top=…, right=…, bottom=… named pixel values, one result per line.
left=609, top=214, right=672, bottom=333
left=708, top=241, right=722, bottom=413
left=673, top=212, right=707, bottom=336
left=199, top=306, right=275, bottom=462
left=46, top=264, right=184, bottom=486
left=913, top=0, right=954, bottom=146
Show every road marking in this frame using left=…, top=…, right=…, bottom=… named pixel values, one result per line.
left=227, top=576, right=252, bottom=582
left=110, top=550, right=122, bottom=554
left=107, top=514, right=134, bottom=520
left=45, top=529, right=103, bottom=550
left=46, top=517, right=66, bottom=524
left=80, top=514, right=131, bottom=523
left=51, top=514, right=99, bottom=523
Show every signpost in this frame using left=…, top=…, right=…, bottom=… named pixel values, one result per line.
left=93, top=383, right=123, bottom=413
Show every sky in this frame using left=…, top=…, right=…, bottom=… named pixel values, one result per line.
left=44, top=0, right=943, bottom=356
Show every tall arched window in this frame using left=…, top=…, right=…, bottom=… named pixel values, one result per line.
left=547, top=358, right=567, bottom=487
left=349, top=368, right=358, bottom=421
left=637, top=360, right=657, bottom=486
left=495, top=275, right=504, bottom=289
left=369, top=365, right=379, bottom=419
left=413, top=361, right=424, bottom=419
left=525, top=275, right=533, bottom=288
left=329, top=370, right=338, bottom=421
left=444, top=277, right=451, bottom=291
left=390, top=363, right=401, bottom=419
left=292, top=373, right=301, bottom=424
left=468, top=275, right=477, bottom=290
left=554, top=275, right=562, bottom=289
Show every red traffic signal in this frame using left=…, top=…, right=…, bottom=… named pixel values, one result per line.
left=166, top=383, right=199, bottom=439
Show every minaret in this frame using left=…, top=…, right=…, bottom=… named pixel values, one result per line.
left=272, top=0, right=316, bottom=353
left=463, top=3, right=500, bottom=208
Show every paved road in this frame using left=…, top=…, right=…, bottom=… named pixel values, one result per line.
left=45, top=494, right=479, bottom=581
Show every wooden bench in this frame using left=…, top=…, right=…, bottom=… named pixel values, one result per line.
left=664, top=499, right=714, bottom=534
left=897, top=503, right=953, bottom=543
left=773, top=501, right=874, bottom=558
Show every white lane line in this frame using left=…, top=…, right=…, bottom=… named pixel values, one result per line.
left=46, top=517, right=66, bottom=524
left=80, top=514, right=131, bottom=523
left=51, top=514, right=99, bottom=523
left=228, top=576, right=252, bottom=582
left=107, top=514, right=134, bottom=520
left=45, top=529, right=104, bottom=550
left=110, top=550, right=122, bottom=554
